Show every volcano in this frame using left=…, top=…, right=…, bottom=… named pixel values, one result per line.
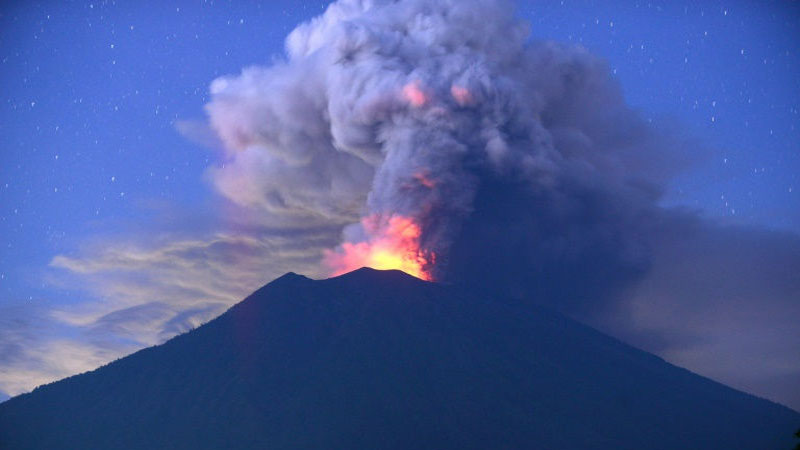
left=0, top=268, right=796, bottom=449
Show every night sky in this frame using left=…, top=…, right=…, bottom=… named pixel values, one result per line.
left=1, top=1, right=798, bottom=408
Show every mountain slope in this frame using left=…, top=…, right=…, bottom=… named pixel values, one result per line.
left=1, top=268, right=797, bottom=449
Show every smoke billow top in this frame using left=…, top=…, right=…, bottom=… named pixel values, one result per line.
left=206, top=0, right=685, bottom=311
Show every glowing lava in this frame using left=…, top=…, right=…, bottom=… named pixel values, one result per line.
left=402, top=80, right=429, bottom=108
left=413, top=171, right=436, bottom=189
left=325, top=214, right=434, bottom=280
left=450, top=85, right=474, bottom=106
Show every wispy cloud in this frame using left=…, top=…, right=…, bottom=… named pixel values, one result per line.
left=0, top=301, right=131, bottom=399
left=0, top=227, right=338, bottom=398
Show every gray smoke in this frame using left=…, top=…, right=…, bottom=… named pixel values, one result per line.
left=205, top=0, right=686, bottom=289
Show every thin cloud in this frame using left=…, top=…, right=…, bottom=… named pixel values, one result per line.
left=0, top=228, right=336, bottom=398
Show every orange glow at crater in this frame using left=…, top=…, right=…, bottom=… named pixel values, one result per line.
left=325, top=214, right=435, bottom=280
left=402, top=81, right=429, bottom=108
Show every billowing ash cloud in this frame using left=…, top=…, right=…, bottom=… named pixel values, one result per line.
left=205, top=0, right=686, bottom=301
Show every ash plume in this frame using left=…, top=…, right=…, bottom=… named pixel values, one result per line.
left=205, top=0, right=686, bottom=313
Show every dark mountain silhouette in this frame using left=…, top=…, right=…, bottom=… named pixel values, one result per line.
left=1, top=268, right=797, bottom=449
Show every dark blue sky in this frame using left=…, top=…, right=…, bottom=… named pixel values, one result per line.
left=1, top=0, right=798, bottom=407
left=530, top=0, right=799, bottom=230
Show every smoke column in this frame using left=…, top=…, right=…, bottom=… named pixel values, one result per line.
left=206, top=0, right=687, bottom=314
